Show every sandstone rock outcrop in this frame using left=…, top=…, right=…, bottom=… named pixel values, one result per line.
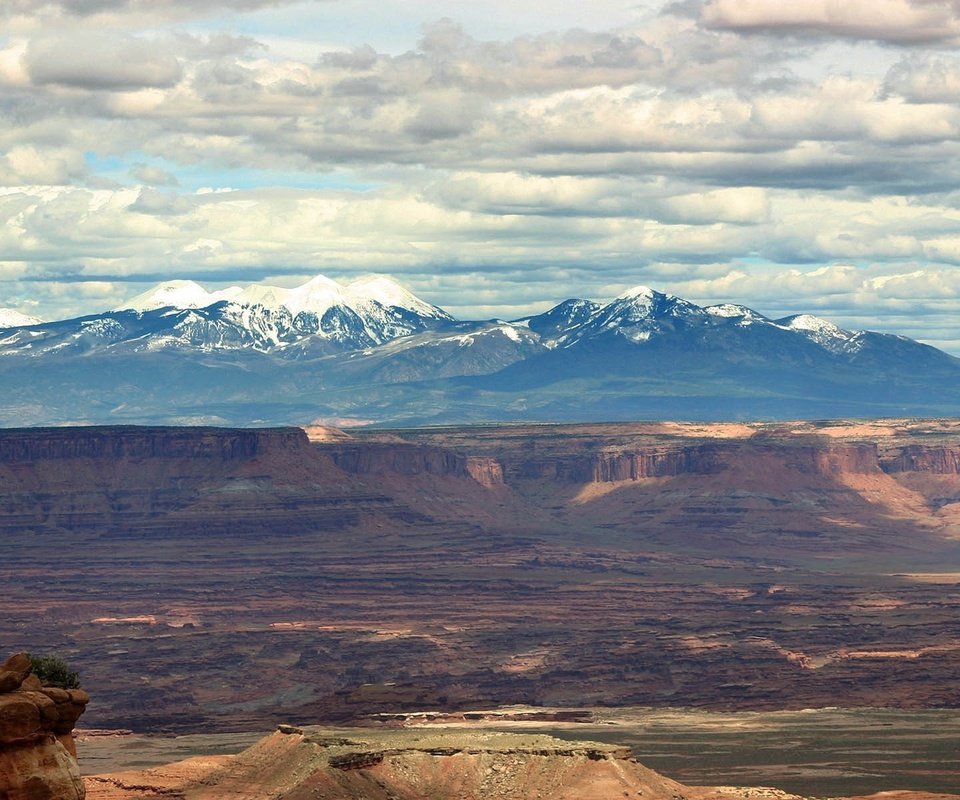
left=0, top=652, right=88, bottom=800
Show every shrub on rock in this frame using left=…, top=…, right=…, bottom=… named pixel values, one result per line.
left=28, top=654, right=80, bottom=689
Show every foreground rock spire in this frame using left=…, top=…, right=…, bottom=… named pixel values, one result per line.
left=0, top=652, right=89, bottom=800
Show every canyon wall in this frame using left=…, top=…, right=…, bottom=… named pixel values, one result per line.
left=0, top=425, right=402, bottom=538
left=880, top=445, right=960, bottom=474
left=0, top=426, right=307, bottom=462
left=325, top=439, right=892, bottom=485
left=327, top=435, right=960, bottom=485
left=499, top=442, right=883, bottom=483
left=322, top=443, right=504, bottom=487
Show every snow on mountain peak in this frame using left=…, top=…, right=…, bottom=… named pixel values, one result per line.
left=785, top=314, right=847, bottom=337
left=780, top=313, right=859, bottom=353
left=232, top=283, right=290, bottom=308
left=117, top=280, right=221, bottom=312
left=0, top=308, right=42, bottom=327
left=706, top=303, right=758, bottom=319
left=283, top=275, right=346, bottom=317
left=345, top=275, right=445, bottom=318
left=117, top=274, right=448, bottom=322
left=615, top=285, right=659, bottom=302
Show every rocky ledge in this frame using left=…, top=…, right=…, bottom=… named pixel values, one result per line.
left=0, top=652, right=89, bottom=800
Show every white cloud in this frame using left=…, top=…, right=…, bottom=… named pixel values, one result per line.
left=130, top=164, right=179, bottom=186
left=885, top=55, right=960, bottom=101
left=702, top=0, right=960, bottom=44
left=25, top=34, right=183, bottom=89
left=1, top=1, right=960, bottom=350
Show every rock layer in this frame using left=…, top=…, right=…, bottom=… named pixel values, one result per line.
left=0, top=653, right=88, bottom=800
left=324, top=442, right=504, bottom=486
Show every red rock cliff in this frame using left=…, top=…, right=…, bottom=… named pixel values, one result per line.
left=881, top=445, right=960, bottom=473
left=322, top=443, right=504, bottom=487
left=0, top=653, right=89, bottom=800
left=0, top=425, right=308, bottom=462
left=502, top=442, right=880, bottom=484
left=775, top=443, right=880, bottom=475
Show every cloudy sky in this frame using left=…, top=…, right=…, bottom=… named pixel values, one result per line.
left=5, top=1, right=960, bottom=350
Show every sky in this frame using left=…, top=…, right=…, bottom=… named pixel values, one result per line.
left=5, top=1, right=960, bottom=351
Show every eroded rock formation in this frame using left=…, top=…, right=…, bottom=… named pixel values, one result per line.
left=85, top=725, right=699, bottom=800
left=0, top=652, right=89, bottom=800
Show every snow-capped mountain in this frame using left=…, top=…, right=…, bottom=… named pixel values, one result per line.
left=0, top=274, right=453, bottom=356
left=522, top=299, right=600, bottom=342
left=117, top=275, right=448, bottom=322
left=545, top=286, right=709, bottom=347
left=0, top=308, right=42, bottom=328
left=778, top=314, right=861, bottom=354
left=117, top=280, right=239, bottom=312
left=518, top=286, right=878, bottom=356
left=1, top=276, right=958, bottom=427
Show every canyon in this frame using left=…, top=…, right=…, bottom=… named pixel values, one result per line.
left=5, top=419, right=960, bottom=737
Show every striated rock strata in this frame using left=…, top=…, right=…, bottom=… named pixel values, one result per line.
left=0, top=652, right=89, bottom=800
left=324, top=442, right=504, bottom=487
left=881, top=445, right=960, bottom=474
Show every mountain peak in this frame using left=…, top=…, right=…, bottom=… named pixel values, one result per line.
left=0, top=308, right=42, bottom=328
left=615, top=285, right=660, bottom=302
left=284, top=276, right=346, bottom=316
left=117, top=274, right=449, bottom=322
left=783, top=314, right=847, bottom=336
left=345, top=275, right=449, bottom=318
left=117, top=280, right=217, bottom=313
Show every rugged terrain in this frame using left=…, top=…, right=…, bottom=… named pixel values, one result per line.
left=5, top=420, right=960, bottom=732
left=3, top=277, right=960, bottom=425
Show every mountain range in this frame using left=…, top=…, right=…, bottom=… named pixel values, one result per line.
left=2, top=274, right=959, bottom=426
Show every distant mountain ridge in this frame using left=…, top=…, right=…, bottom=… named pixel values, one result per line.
left=0, top=275, right=957, bottom=426
left=0, top=275, right=452, bottom=356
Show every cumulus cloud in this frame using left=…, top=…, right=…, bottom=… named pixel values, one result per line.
left=701, top=0, right=960, bottom=44
left=2, top=1, right=960, bottom=348
left=1, top=0, right=303, bottom=24
left=0, top=146, right=86, bottom=184
left=25, top=34, right=183, bottom=89
left=129, top=164, right=179, bottom=186
left=884, top=55, right=960, bottom=101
